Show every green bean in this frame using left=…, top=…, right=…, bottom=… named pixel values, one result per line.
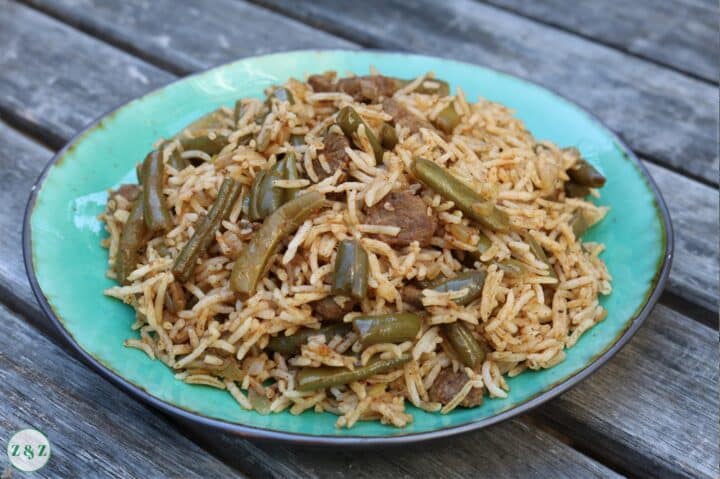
left=267, top=323, right=352, bottom=356
left=161, top=142, right=190, bottom=171
left=290, top=134, right=305, bottom=146
left=230, top=192, right=325, bottom=297
left=497, top=258, right=528, bottom=277
left=172, top=178, right=241, bottom=282
left=564, top=181, right=590, bottom=198
left=379, top=122, right=398, bottom=150
left=353, top=313, right=421, bottom=346
left=397, top=78, right=450, bottom=96
left=296, top=354, right=410, bottom=391
left=175, top=109, right=232, bottom=155
left=427, top=271, right=487, bottom=306
left=411, top=157, right=510, bottom=232
left=525, top=234, right=556, bottom=279
left=337, top=106, right=384, bottom=164
left=141, top=149, right=172, bottom=232
left=116, top=197, right=148, bottom=284
left=567, top=155, right=605, bottom=188
left=247, top=162, right=286, bottom=221
left=476, top=232, right=493, bottom=255
left=443, top=322, right=485, bottom=368
left=433, top=102, right=461, bottom=134
left=570, top=210, right=590, bottom=238
left=331, top=239, right=369, bottom=301
left=276, top=152, right=303, bottom=202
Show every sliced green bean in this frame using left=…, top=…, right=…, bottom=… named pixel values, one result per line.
left=247, top=164, right=285, bottom=221
left=411, top=157, right=510, bottom=232
left=353, top=313, right=421, bottom=346
left=267, top=323, right=352, bottom=356
left=497, top=258, right=528, bottom=277
left=230, top=192, right=325, bottom=297
left=337, top=106, right=384, bottom=164
left=289, top=134, right=305, bottom=146
left=331, top=239, right=369, bottom=301
left=116, top=197, right=148, bottom=284
left=296, top=354, right=410, bottom=391
left=525, top=234, right=556, bottom=279
left=427, top=271, right=487, bottom=306
left=175, top=109, right=232, bottom=155
left=276, top=152, right=303, bottom=202
left=443, top=322, right=485, bottom=368
left=379, top=122, right=398, bottom=150
left=141, top=149, right=172, bottom=232
left=172, top=178, right=241, bottom=282
left=396, top=78, right=450, bottom=96
left=567, top=152, right=605, bottom=188
left=433, top=102, right=461, bottom=134
left=164, top=142, right=189, bottom=171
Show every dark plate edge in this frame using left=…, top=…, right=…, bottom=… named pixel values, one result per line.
left=21, top=49, right=674, bottom=447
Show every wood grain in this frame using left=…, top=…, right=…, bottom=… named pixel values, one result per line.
left=480, top=0, right=719, bottom=82
left=23, top=0, right=356, bottom=75
left=0, top=302, right=244, bottom=478
left=0, top=0, right=172, bottom=148
left=536, top=303, right=719, bottom=479
left=251, top=0, right=718, bottom=185
left=644, top=163, right=718, bottom=312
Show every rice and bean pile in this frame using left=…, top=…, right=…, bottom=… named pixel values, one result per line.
left=101, top=70, right=611, bottom=428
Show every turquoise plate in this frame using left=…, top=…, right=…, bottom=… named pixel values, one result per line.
left=23, top=50, right=672, bottom=445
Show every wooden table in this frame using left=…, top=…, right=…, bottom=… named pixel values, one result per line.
left=0, top=1, right=717, bottom=477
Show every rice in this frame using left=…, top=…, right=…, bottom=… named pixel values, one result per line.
left=100, top=70, right=611, bottom=429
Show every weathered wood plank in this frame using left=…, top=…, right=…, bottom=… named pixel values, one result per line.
left=0, top=0, right=173, bottom=148
left=0, top=302, right=243, bottom=478
left=479, top=0, right=719, bottom=82
left=536, top=303, right=719, bottom=479
left=251, top=0, right=718, bottom=185
left=190, top=421, right=624, bottom=479
left=23, top=0, right=356, bottom=74
left=644, top=163, right=718, bottom=312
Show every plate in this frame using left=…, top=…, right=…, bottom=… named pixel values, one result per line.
left=23, top=50, right=672, bottom=445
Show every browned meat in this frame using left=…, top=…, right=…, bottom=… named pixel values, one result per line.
left=315, top=132, right=351, bottom=181
left=365, top=191, right=437, bottom=247
left=336, top=75, right=399, bottom=103
left=313, top=297, right=354, bottom=321
left=308, top=73, right=336, bottom=93
left=113, top=184, right=141, bottom=202
left=382, top=98, right=432, bottom=134
left=428, top=368, right=484, bottom=407
left=401, top=283, right=424, bottom=308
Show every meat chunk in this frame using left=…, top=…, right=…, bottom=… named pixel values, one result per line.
left=336, top=75, right=399, bottom=103
left=428, top=368, right=484, bottom=407
left=315, top=132, right=351, bottom=181
left=308, top=73, right=336, bottom=93
left=400, top=283, right=424, bottom=308
left=364, top=192, right=437, bottom=247
left=313, top=297, right=355, bottom=321
left=382, top=98, right=432, bottom=134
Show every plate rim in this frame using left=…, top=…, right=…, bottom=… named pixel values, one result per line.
left=22, top=48, right=674, bottom=446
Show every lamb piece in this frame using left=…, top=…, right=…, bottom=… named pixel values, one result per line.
left=428, top=368, right=484, bottom=407
left=315, top=132, right=351, bottom=181
left=336, top=75, right=400, bottom=103
left=382, top=98, right=432, bottom=134
left=364, top=191, right=437, bottom=247
left=113, top=184, right=141, bottom=202
left=313, top=297, right=355, bottom=321
left=400, top=283, right=424, bottom=308
left=308, top=73, right=336, bottom=93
